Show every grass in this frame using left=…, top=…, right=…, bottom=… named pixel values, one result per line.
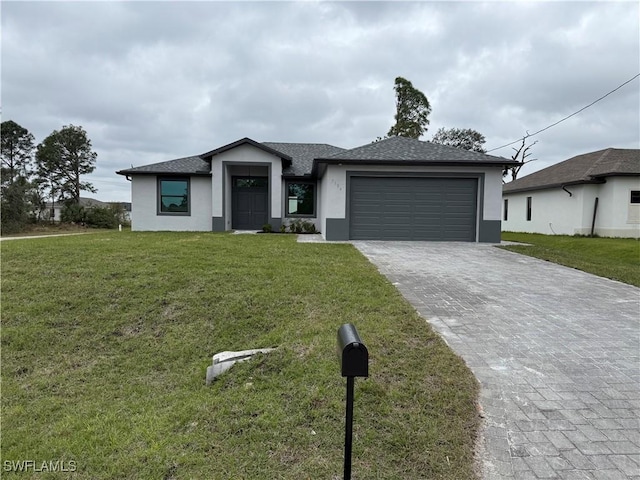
left=501, top=232, right=640, bottom=287
left=1, top=232, right=479, bottom=479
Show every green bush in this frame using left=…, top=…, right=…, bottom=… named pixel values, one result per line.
left=0, top=177, right=31, bottom=234
left=61, top=203, right=87, bottom=223
left=287, top=220, right=298, bottom=233
left=106, top=203, right=129, bottom=227
left=86, top=207, right=118, bottom=229
left=60, top=203, right=121, bottom=229
left=287, top=219, right=317, bottom=234
left=302, top=221, right=317, bottom=234
left=262, top=223, right=273, bottom=233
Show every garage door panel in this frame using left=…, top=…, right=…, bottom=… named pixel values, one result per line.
left=412, top=226, right=444, bottom=236
left=413, top=214, right=442, bottom=223
left=384, top=204, right=412, bottom=213
left=385, top=192, right=413, bottom=200
left=447, top=207, right=474, bottom=215
left=349, top=177, right=477, bottom=241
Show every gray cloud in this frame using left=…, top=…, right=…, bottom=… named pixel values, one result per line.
left=2, top=1, right=638, bottom=201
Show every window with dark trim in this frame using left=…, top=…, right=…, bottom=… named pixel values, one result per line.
left=631, top=190, right=640, bottom=204
left=526, top=196, right=532, bottom=221
left=503, top=199, right=508, bottom=221
left=286, top=181, right=315, bottom=217
left=158, top=178, right=190, bottom=215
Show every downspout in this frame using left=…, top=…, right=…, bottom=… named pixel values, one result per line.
left=590, top=197, right=599, bottom=237
left=562, top=185, right=573, bottom=196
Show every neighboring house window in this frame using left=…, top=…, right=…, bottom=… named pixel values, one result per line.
left=631, top=191, right=640, bottom=204
left=158, top=177, right=190, bottom=215
left=503, top=199, right=508, bottom=221
left=286, top=181, right=316, bottom=217
left=526, top=196, right=532, bottom=221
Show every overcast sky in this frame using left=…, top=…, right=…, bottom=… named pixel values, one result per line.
left=2, top=1, right=639, bottom=202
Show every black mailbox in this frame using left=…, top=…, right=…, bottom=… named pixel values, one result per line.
left=337, top=323, right=368, bottom=378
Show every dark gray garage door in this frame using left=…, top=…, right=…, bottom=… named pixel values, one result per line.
left=349, top=177, right=478, bottom=241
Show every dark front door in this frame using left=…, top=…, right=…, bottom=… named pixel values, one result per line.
left=232, top=177, right=269, bottom=230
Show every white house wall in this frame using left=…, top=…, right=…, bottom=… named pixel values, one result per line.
left=594, top=177, right=640, bottom=237
left=502, top=176, right=640, bottom=238
left=211, top=159, right=224, bottom=219
left=502, top=188, right=583, bottom=235
left=131, top=176, right=212, bottom=231
left=318, top=167, right=344, bottom=236
left=483, top=169, right=504, bottom=221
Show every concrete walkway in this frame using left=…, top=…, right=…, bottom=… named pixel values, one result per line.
left=353, top=241, right=640, bottom=480
left=0, top=233, right=92, bottom=241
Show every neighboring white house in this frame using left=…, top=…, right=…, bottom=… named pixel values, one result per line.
left=117, top=136, right=518, bottom=242
left=502, top=148, right=640, bottom=238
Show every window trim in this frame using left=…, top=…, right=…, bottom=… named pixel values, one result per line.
left=157, top=177, right=191, bottom=216
left=526, top=196, right=532, bottom=221
left=503, top=198, right=508, bottom=221
left=285, top=180, right=316, bottom=217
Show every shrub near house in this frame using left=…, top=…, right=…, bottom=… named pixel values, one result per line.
left=54, top=198, right=129, bottom=229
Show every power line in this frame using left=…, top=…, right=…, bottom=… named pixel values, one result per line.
left=486, top=73, right=640, bottom=153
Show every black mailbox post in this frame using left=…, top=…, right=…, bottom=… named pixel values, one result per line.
left=337, top=324, right=368, bottom=480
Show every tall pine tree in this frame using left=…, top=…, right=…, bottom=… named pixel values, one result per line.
left=1, top=120, right=35, bottom=185
left=387, top=77, right=432, bottom=139
left=36, top=125, right=97, bottom=204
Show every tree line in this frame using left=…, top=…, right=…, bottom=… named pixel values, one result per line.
left=1, top=121, right=125, bottom=234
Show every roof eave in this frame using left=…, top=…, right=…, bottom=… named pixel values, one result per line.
left=503, top=178, right=605, bottom=194
left=116, top=170, right=211, bottom=177
left=312, top=158, right=519, bottom=176
left=282, top=173, right=314, bottom=179
left=591, top=171, right=640, bottom=179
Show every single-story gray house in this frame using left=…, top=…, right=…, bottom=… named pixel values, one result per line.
left=502, top=148, right=640, bottom=238
left=116, top=136, right=517, bottom=242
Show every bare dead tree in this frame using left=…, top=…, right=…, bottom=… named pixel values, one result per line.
left=503, top=137, right=538, bottom=182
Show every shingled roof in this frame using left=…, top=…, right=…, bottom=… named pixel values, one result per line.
left=263, top=142, right=345, bottom=176
left=117, top=136, right=517, bottom=178
left=503, top=148, right=640, bottom=194
left=116, top=141, right=345, bottom=177
left=116, top=155, right=211, bottom=176
left=316, top=135, right=516, bottom=164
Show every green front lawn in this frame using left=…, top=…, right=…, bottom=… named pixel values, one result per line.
left=501, top=232, right=640, bottom=287
left=1, top=232, right=479, bottom=479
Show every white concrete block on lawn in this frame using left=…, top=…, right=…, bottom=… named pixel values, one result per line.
left=205, top=348, right=275, bottom=384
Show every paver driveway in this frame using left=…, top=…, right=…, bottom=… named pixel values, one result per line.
left=353, top=242, right=640, bottom=480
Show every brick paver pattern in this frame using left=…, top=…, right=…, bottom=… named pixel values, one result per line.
left=354, top=242, right=640, bottom=480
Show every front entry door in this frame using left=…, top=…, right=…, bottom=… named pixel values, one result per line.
left=232, top=177, right=269, bottom=230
